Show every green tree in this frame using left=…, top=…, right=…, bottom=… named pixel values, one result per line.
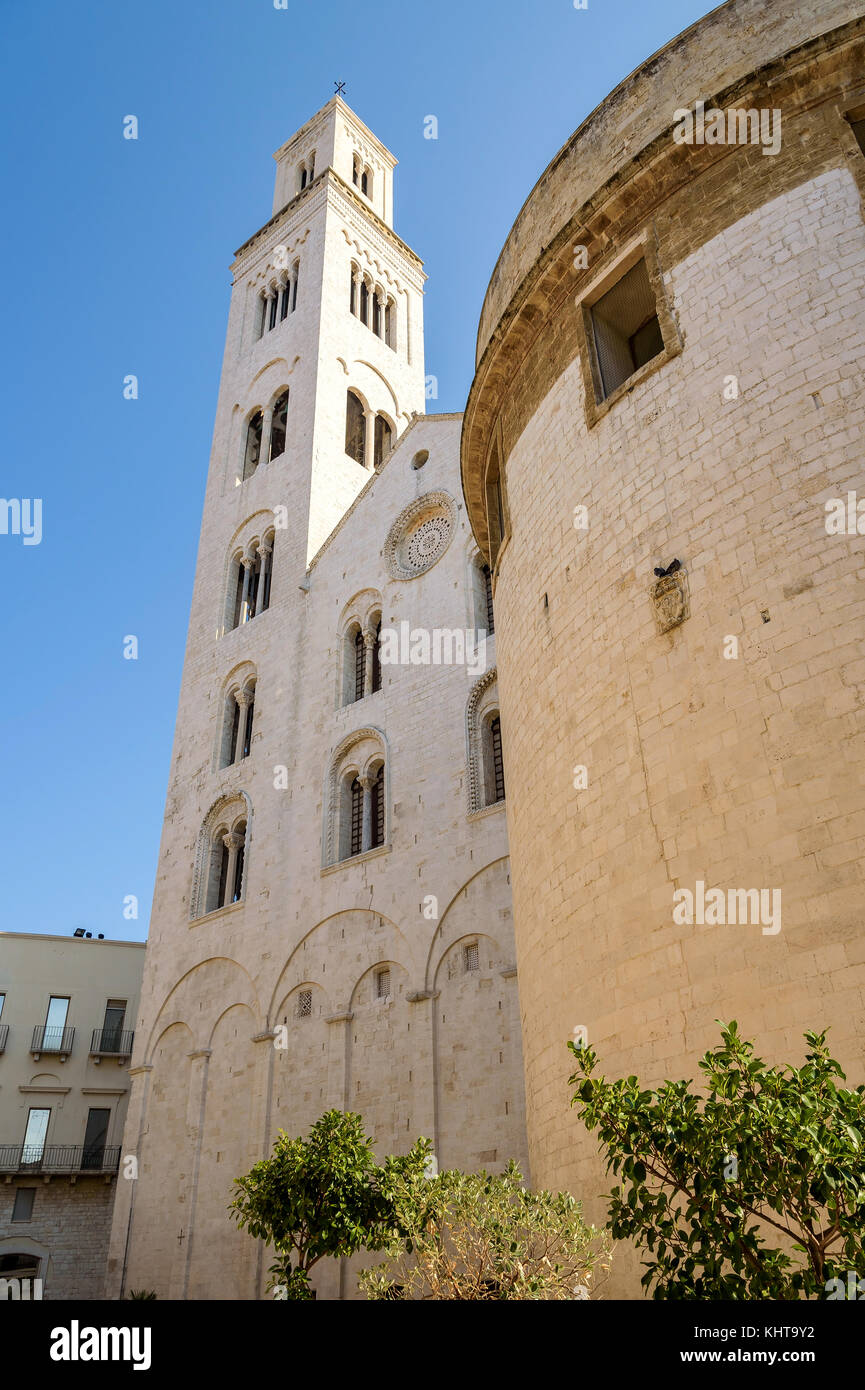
left=568, top=1022, right=865, bottom=1299
left=230, top=1109, right=431, bottom=1299
left=360, top=1159, right=611, bottom=1300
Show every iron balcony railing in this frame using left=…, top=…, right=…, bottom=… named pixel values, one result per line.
left=30, top=1025, right=75, bottom=1056
left=89, top=1028, right=134, bottom=1058
left=0, top=1144, right=121, bottom=1175
left=0, top=1023, right=8, bottom=1053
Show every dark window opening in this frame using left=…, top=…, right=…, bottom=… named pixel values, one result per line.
left=349, top=778, right=363, bottom=857
left=353, top=629, right=365, bottom=703
left=590, top=258, right=664, bottom=400
left=371, top=620, right=381, bottom=693
left=374, top=414, right=392, bottom=468
left=244, top=412, right=263, bottom=480
left=371, top=765, right=385, bottom=848
left=270, top=390, right=289, bottom=461
left=345, top=390, right=366, bottom=465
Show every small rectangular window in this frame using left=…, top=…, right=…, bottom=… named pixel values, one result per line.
left=296, top=990, right=312, bottom=1018
left=12, top=1188, right=35, bottom=1222
left=375, top=968, right=390, bottom=999
left=590, top=258, right=663, bottom=400
left=464, top=942, right=480, bottom=973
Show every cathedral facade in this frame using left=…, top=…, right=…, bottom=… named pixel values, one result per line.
left=110, top=0, right=865, bottom=1300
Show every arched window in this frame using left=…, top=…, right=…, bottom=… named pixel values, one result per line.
left=483, top=714, right=505, bottom=806
left=279, top=280, right=290, bottom=321
left=353, top=629, right=365, bottom=703
left=466, top=670, right=504, bottom=815
left=325, top=729, right=388, bottom=866
left=291, top=260, right=300, bottom=311
left=227, top=532, right=274, bottom=632
left=349, top=268, right=357, bottom=315
left=270, top=390, right=289, bottom=461
left=371, top=763, right=385, bottom=848
left=340, top=598, right=382, bottom=706
left=374, top=415, right=392, bottom=469
left=361, top=167, right=370, bottom=197
left=300, top=164, right=308, bottom=191
left=196, top=802, right=249, bottom=917
left=385, top=298, right=395, bottom=349
left=349, top=777, right=363, bottom=857
left=221, top=679, right=256, bottom=768
left=345, top=390, right=366, bottom=466
left=352, top=155, right=360, bottom=187
left=372, top=293, right=381, bottom=337
left=371, top=619, right=381, bottom=694
left=243, top=412, right=263, bottom=480
left=214, top=817, right=246, bottom=908
left=359, top=280, right=369, bottom=325
left=210, top=819, right=246, bottom=912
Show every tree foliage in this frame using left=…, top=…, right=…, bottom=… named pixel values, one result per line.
left=360, top=1159, right=611, bottom=1300
left=229, top=1109, right=430, bottom=1299
left=568, top=1022, right=865, bottom=1299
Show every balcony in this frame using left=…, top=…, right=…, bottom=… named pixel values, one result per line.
left=89, top=1028, right=134, bottom=1062
left=0, top=1023, right=8, bottom=1053
left=30, top=1025, right=75, bottom=1061
left=0, top=1144, right=121, bottom=1175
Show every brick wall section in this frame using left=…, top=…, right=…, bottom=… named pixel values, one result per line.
left=492, top=164, right=865, bottom=1295
left=0, top=1179, right=117, bottom=1300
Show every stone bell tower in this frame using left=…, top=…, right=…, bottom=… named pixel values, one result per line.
left=218, top=94, right=427, bottom=568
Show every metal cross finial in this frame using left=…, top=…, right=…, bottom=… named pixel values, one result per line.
left=334, top=80, right=346, bottom=96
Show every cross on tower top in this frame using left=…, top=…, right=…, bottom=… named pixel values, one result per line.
left=334, top=80, right=346, bottom=97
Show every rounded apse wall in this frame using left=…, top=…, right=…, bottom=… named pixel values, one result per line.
left=461, top=0, right=865, bottom=1295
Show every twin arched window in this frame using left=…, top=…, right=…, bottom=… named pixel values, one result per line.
left=345, top=390, right=393, bottom=469
left=467, top=671, right=506, bottom=814
left=221, top=678, right=256, bottom=768
left=345, top=619, right=382, bottom=704
left=298, top=152, right=315, bottom=191
left=243, top=389, right=290, bottom=480
left=228, top=530, right=275, bottom=631
left=352, top=155, right=372, bottom=198
left=195, top=803, right=249, bottom=917
left=325, top=730, right=388, bottom=866
left=349, top=264, right=396, bottom=349
left=347, top=764, right=385, bottom=858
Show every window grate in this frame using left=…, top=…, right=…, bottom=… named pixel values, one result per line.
left=350, top=778, right=363, bottom=857
left=490, top=716, right=505, bottom=803
left=296, top=990, right=312, bottom=1019
left=464, top=942, right=480, bottom=973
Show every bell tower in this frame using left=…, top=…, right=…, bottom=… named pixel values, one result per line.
left=214, top=95, right=426, bottom=569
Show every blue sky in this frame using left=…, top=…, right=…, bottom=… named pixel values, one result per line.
left=0, top=0, right=715, bottom=942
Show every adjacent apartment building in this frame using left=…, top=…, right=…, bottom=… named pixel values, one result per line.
left=0, top=933, right=145, bottom=1298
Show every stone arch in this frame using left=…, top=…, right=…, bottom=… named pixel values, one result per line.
left=190, top=795, right=254, bottom=921
left=337, top=590, right=383, bottom=707
left=144, top=956, right=262, bottom=1059
left=322, top=727, right=389, bottom=866
left=465, top=668, right=502, bottom=814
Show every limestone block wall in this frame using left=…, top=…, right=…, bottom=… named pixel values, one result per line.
left=107, top=413, right=528, bottom=1301
left=0, top=1179, right=117, bottom=1300
left=460, top=2, right=865, bottom=1297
